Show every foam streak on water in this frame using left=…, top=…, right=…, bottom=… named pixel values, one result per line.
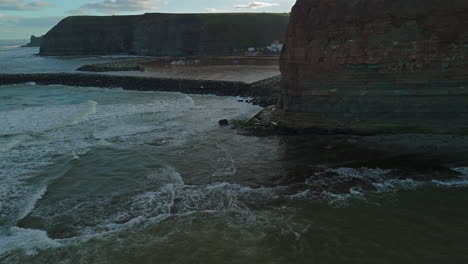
left=0, top=83, right=262, bottom=259
left=0, top=100, right=97, bottom=135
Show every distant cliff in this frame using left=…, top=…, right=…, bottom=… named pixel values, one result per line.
left=22, top=35, right=44, bottom=47
left=40, top=13, right=289, bottom=56
left=279, top=0, right=468, bottom=133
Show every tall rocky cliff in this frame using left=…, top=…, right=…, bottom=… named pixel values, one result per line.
left=279, top=0, right=468, bottom=133
left=40, top=13, right=289, bottom=56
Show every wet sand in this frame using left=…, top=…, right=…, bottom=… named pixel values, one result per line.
left=76, top=56, right=281, bottom=84
left=103, top=65, right=280, bottom=84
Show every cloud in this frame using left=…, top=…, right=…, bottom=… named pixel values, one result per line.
left=204, top=8, right=217, bottom=12
left=69, top=8, right=91, bottom=15
left=0, top=14, right=62, bottom=27
left=233, top=2, right=279, bottom=9
left=0, top=13, right=15, bottom=22
left=72, top=0, right=168, bottom=14
left=0, top=14, right=62, bottom=39
left=0, top=0, right=49, bottom=11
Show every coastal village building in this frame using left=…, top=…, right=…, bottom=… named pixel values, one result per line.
left=245, top=41, right=284, bottom=56
left=266, top=40, right=284, bottom=53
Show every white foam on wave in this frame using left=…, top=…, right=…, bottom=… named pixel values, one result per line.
left=71, top=101, right=97, bottom=125
left=0, top=227, right=61, bottom=257
left=453, top=167, right=468, bottom=176
left=0, top=45, right=20, bottom=51
left=0, top=86, right=267, bottom=258
left=211, top=144, right=237, bottom=177
left=0, top=100, right=97, bottom=136
left=292, top=166, right=468, bottom=206
left=0, top=137, right=24, bottom=152
left=432, top=168, right=468, bottom=187
left=31, top=181, right=260, bottom=244
left=93, top=125, right=157, bottom=140
left=18, top=185, right=47, bottom=220
left=0, top=159, right=51, bottom=223
left=432, top=179, right=468, bottom=187
left=296, top=167, right=424, bottom=205
left=145, top=167, right=184, bottom=186
left=70, top=181, right=275, bottom=240
left=89, top=94, right=194, bottom=142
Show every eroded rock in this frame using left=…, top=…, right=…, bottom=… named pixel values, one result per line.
left=279, top=0, right=468, bottom=134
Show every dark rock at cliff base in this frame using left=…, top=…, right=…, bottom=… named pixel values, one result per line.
left=278, top=0, right=468, bottom=134
left=22, top=35, right=44, bottom=47
left=218, top=119, right=229, bottom=127
left=39, top=13, right=289, bottom=56
left=77, top=61, right=145, bottom=72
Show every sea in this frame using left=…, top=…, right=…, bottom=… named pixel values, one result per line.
left=1, top=40, right=468, bottom=263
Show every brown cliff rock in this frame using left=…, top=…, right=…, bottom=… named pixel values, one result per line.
left=279, top=0, right=468, bottom=133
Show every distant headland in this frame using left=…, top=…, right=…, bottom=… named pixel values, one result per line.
left=39, top=13, right=289, bottom=56
left=22, top=35, right=44, bottom=47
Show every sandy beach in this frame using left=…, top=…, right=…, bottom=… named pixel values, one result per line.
left=104, top=65, right=280, bottom=84
left=77, top=56, right=281, bottom=84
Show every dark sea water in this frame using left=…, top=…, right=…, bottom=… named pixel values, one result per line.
left=1, top=45, right=468, bottom=263
left=0, top=40, right=144, bottom=74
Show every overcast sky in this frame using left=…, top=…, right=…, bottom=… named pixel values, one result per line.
left=0, top=0, right=296, bottom=40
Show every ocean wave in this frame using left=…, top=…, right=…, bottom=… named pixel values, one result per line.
left=432, top=168, right=468, bottom=187
left=0, top=100, right=98, bottom=136
left=0, top=136, right=25, bottom=152
left=286, top=166, right=468, bottom=206
left=0, top=227, right=61, bottom=258
left=0, top=85, right=270, bottom=261
left=453, top=167, right=468, bottom=176
left=16, top=177, right=278, bottom=241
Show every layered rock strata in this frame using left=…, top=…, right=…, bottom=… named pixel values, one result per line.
left=40, top=13, right=289, bottom=56
left=279, top=0, right=468, bottom=133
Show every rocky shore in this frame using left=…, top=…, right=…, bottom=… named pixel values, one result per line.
left=273, top=133, right=468, bottom=195
left=76, top=61, right=146, bottom=72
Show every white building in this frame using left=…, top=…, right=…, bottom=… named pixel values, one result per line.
left=266, top=40, right=284, bottom=53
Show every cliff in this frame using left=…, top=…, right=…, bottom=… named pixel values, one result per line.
left=40, top=13, right=289, bottom=56
left=279, top=0, right=468, bottom=133
left=22, top=35, right=44, bottom=47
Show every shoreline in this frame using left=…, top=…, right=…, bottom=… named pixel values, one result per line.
left=76, top=56, right=281, bottom=84
left=1, top=72, right=467, bottom=194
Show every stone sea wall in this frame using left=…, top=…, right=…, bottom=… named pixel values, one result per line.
left=0, top=73, right=276, bottom=100
left=40, top=13, right=289, bottom=56
left=279, top=0, right=468, bottom=133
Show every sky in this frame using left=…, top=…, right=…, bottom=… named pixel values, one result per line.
left=0, top=0, right=296, bottom=40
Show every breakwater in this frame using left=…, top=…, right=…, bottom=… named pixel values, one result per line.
left=0, top=73, right=269, bottom=98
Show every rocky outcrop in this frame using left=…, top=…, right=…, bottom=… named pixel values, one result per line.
left=22, top=35, right=43, bottom=47
left=40, top=13, right=289, bottom=56
left=76, top=61, right=145, bottom=72
left=279, top=0, right=468, bottom=133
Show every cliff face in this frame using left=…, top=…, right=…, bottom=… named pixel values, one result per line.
left=279, top=0, right=468, bottom=133
left=22, top=35, right=44, bottom=47
left=40, top=13, right=289, bottom=56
